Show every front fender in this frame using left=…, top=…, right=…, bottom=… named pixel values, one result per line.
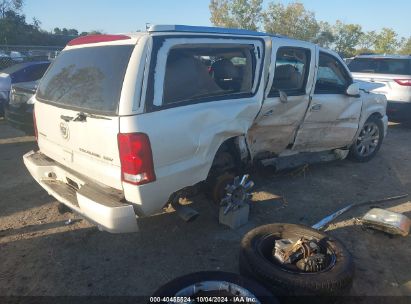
left=353, top=92, right=387, bottom=142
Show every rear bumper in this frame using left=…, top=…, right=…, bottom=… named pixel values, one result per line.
left=23, top=150, right=138, bottom=233
left=387, top=101, right=411, bottom=121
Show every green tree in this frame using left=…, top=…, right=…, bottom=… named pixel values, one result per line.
left=358, top=31, right=376, bottom=50
left=54, top=27, right=61, bottom=35
left=67, top=29, right=78, bottom=36
left=87, top=30, right=103, bottom=35
left=0, top=10, right=78, bottom=46
left=263, top=1, right=319, bottom=41
left=399, top=37, right=411, bottom=55
left=32, top=16, right=40, bottom=29
left=209, top=0, right=263, bottom=31
left=374, top=28, right=400, bottom=54
left=332, top=21, right=363, bottom=57
left=313, top=21, right=335, bottom=48
left=0, top=0, right=22, bottom=18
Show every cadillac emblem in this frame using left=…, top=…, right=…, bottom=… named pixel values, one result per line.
left=60, top=121, right=70, bottom=140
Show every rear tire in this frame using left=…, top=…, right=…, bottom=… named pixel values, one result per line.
left=57, top=203, right=72, bottom=214
left=209, top=172, right=235, bottom=204
left=349, top=116, right=384, bottom=162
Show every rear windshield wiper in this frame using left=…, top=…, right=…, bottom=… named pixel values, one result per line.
left=73, top=112, right=111, bottom=122
left=60, top=112, right=112, bottom=122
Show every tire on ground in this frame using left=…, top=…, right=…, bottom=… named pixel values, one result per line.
left=239, top=223, right=355, bottom=296
left=151, top=271, right=278, bottom=304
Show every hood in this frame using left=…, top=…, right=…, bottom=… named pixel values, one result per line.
left=354, top=79, right=385, bottom=92
left=0, top=73, right=11, bottom=91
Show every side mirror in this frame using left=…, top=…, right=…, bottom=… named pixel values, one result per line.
left=346, top=83, right=360, bottom=97
left=279, top=90, right=288, bottom=103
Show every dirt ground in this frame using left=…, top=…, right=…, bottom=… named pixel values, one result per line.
left=0, top=117, right=410, bottom=298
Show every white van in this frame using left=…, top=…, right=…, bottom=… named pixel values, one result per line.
left=24, top=25, right=388, bottom=233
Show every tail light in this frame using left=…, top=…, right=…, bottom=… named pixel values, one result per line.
left=117, top=133, right=156, bottom=185
left=33, top=108, right=38, bottom=141
left=394, top=79, right=411, bottom=86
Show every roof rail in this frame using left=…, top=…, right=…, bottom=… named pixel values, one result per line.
left=148, top=24, right=281, bottom=38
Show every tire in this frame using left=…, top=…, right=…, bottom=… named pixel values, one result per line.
left=240, top=224, right=354, bottom=296
left=151, top=271, right=278, bottom=304
left=349, top=115, right=384, bottom=162
left=57, top=203, right=72, bottom=214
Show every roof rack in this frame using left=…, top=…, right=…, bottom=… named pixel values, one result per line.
left=148, top=24, right=281, bottom=38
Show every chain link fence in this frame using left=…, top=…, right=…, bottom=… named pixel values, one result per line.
left=0, top=45, right=63, bottom=70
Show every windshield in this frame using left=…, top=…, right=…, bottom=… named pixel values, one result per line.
left=349, top=58, right=411, bottom=75
left=36, top=45, right=134, bottom=114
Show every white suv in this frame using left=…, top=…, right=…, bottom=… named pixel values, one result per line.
left=24, top=25, right=388, bottom=233
left=349, top=55, right=411, bottom=119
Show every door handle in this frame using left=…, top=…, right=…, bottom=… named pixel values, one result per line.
left=263, top=110, right=274, bottom=117
left=311, top=104, right=322, bottom=111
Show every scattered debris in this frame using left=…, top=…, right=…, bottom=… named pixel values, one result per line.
left=273, top=237, right=328, bottom=272
left=361, top=208, right=411, bottom=236
left=312, top=205, right=353, bottom=230
left=170, top=195, right=199, bottom=222
left=219, top=175, right=253, bottom=229
left=65, top=219, right=73, bottom=225
left=312, top=194, right=408, bottom=230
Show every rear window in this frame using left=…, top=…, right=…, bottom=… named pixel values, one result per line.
left=37, top=45, right=134, bottom=114
left=349, top=58, right=411, bottom=76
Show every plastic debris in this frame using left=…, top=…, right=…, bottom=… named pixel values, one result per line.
left=65, top=219, right=73, bottom=225
left=362, top=208, right=411, bottom=236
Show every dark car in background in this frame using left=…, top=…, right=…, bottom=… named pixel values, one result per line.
left=5, top=81, right=37, bottom=134
left=0, top=61, right=50, bottom=115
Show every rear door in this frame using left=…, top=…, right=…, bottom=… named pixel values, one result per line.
left=247, top=39, right=316, bottom=157
left=121, top=35, right=268, bottom=188
left=35, top=43, right=135, bottom=190
left=293, top=51, right=362, bottom=151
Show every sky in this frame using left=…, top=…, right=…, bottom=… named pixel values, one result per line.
left=24, top=0, right=410, bottom=38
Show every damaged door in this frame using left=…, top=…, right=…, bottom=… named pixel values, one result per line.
left=247, top=40, right=316, bottom=158
left=136, top=36, right=268, bottom=189
left=293, top=51, right=363, bottom=151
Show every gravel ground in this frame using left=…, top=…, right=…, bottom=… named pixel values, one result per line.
left=0, top=118, right=410, bottom=297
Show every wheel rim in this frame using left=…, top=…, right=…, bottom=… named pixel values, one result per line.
left=355, top=122, right=380, bottom=157
left=174, top=281, right=260, bottom=303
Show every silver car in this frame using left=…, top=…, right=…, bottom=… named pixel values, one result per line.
left=349, top=55, right=411, bottom=119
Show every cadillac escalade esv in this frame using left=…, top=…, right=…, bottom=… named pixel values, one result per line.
left=23, top=25, right=388, bottom=233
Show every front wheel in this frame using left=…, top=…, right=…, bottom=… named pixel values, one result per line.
left=349, top=116, right=384, bottom=162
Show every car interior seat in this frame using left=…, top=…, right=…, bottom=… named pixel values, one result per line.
left=211, top=58, right=242, bottom=91
left=273, top=64, right=302, bottom=91
left=163, top=53, right=222, bottom=104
